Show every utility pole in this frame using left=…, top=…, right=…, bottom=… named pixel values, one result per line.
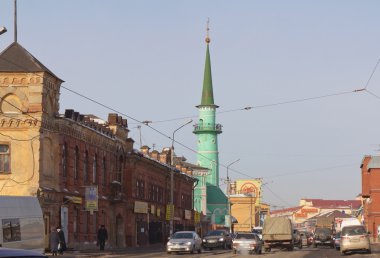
left=226, top=159, right=240, bottom=233
left=170, top=119, right=192, bottom=236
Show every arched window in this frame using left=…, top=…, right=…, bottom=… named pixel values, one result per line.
left=74, top=146, right=79, bottom=180
left=83, top=151, right=88, bottom=183
left=102, top=157, right=106, bottom=187
left=118, top=155, right=123, bottom=183
left=92, top=154, right=97, bottom=184
left=62, top=143, right=67, bottom=178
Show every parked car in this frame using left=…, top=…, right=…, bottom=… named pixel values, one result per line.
left=202, top=230, right=232, bottom=250
left=340, top=225, right=371, bottom=255
left=313, top=227, right=334, bottom=248
left=232, top=232, right=262, bottom=254
left=333, top=231, right=341, bottom=250
left=166, top=231, right=202, bottom=254
left=0, top=247, right=46, bottom=257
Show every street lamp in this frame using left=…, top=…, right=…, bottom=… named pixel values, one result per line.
left=227, top=158, right=240, bottom=233
left=0, top=26, right=7, bottom=36
left=170, top=119, right=193, bottom=236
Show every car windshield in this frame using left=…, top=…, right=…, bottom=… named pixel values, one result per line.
left=315, top=228, right=332, bottom=234
left=342, top=226, right=366, bottom=236
left=172, top=232, right=193, bottom=239
left=235, top=234, right=256, bottom=239
left=206, top=231, right=224, bottom=236
left=252, top=229, right=262, bottom=234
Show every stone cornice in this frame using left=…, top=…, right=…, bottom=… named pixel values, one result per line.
left=0, top=116, right=39, bottom=128
left=41, top=116, right=121, bottom=153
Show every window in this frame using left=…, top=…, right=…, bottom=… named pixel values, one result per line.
left=83, top=151, right=88, bottom=183
left=102, top=157, right=106, bottom=187
left=92, top=154, right=97, bottom=184
left=62, top=143, right=67, bottom=177
left=74, top=146, right=79, bottom=180
left=2, top=218, right=21, bottom=242
left=136, top=180, right=145, bottom=199
left=0, top=144, right=10, bottom=173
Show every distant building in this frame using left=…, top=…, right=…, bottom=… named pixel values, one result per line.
left=361, top=155, right=380, bottom=240
left=270, top=198, right=360, bottom=228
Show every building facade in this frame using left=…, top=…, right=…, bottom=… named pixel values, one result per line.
left=0, top=42, right=197, bottom=250
left=361, top=155, right=380, bottom=240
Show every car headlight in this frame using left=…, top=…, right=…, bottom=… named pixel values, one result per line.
left=185, top=241, right=192, bottom=245
left=167, top=242, right=173, bottom=246
left=202, top=239, right=206, bottom=242
left=218, top=238, right=225, bottom=242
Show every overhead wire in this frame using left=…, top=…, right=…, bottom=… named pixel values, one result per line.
left=0, top=48, right=375, bottom=207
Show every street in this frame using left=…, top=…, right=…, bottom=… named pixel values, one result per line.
left=56, top=245, right=380, bottom=258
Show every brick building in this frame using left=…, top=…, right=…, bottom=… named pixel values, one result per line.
left=361, top=155, right=380, bottom=240
left=0, top=42, right=197, bottom=250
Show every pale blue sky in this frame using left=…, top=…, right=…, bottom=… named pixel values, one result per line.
left=1, top=1, right=380, bottom=209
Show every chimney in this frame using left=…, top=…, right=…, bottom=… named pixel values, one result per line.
left=108, top=113, right=118, bottom=125
left=64, top=109, right=74, bottom=119
left=140, top=146, right=150, bottom=155
left=151, top=150, right=159, bottom=160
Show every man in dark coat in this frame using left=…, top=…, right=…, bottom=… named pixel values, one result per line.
left=56, top=226, right=67, bottom=255
left=97, top=225, right=108, bottom=250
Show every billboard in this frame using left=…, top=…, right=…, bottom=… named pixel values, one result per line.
left=235, top=179, right=262, bottom=205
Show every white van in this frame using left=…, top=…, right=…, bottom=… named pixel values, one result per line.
left=0, top=196, right=44, bottom=253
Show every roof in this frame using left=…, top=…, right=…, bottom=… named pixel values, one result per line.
left=198, top=44, right=217, bottom=107
left=311, top=210, right=354, bottom=219
left=0, top=42, right=62, bottom=81
left=271, top=206, right=303, bottom=215
left=367, top=156, right=380, bottom=170
left=302, top=199, right=361, bottom=209
left=206, top=184, right=227, bottom=204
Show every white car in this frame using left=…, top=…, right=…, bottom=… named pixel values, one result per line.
left=166, top=231, right=202, bottom=254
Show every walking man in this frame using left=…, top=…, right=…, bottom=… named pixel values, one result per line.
left=56, top=226, right=66, bottom=255
left=97, top=225, right=108, bottom=251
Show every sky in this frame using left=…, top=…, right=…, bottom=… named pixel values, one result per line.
left=1, top=0, right=380, bottom=209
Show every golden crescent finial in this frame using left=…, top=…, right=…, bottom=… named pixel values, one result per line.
left=205, top=18, right=211, bottom=44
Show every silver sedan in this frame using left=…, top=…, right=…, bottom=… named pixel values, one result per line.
left=166, top=231, right=202, bottom=254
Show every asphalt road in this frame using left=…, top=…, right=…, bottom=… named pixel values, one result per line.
left=55, top=245, right=380, bottom=258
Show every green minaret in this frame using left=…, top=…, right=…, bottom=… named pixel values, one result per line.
left=193, top=32, right=222, bottom=187
left=193, top=26, right=228, bottom=226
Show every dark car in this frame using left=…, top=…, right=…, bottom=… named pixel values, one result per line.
left=313, top=227, right=334, bottom=248
left=202, top=230, right=232, bottom=250
left=293, top=229, right=303, bottom=249
left=0, top=248, right=47, bottom=257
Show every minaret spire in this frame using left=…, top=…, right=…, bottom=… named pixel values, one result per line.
left=200, top=18, right=215, bottom=106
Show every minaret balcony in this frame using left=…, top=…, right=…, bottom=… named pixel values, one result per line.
left=193, top=123, right=222, bottom=134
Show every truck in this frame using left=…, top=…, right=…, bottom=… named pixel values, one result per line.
left=0, top=196, right=44, bottom=253
left=312, top=217, right=334, bottom=248
left=262, top=217, right=294, bottom=252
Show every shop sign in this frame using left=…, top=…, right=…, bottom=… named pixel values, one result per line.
left=85, top=186, right=98, bottom=211
left=185, top=210, right=191, bottom=220
left=134, top=201, right=148, bottom=213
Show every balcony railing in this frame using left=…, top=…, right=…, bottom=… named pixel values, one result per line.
left=193, top=123, right=222, bottom=134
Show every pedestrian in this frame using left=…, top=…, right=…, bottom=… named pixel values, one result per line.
left=49, top=228, right=59, bottom=256
left=97, top=225, right=108, bottom=251
left=56, top=226, right=67, bottom=255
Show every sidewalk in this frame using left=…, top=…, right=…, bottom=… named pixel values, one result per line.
left=50, top=244, right=166, bottom=257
